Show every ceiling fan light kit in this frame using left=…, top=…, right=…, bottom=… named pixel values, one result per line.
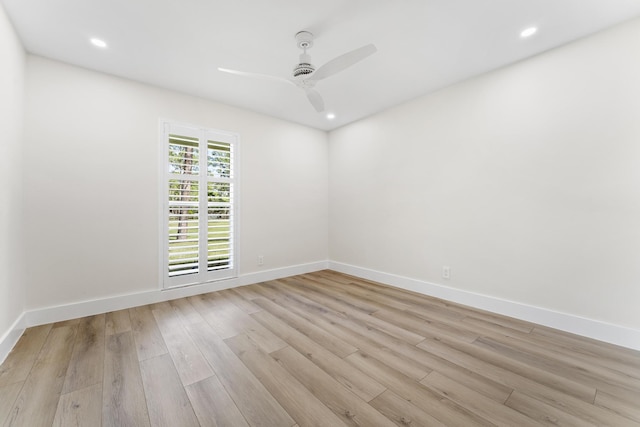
left=219, top=30, right=377, bottom=113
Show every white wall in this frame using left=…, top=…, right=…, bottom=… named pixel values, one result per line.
left=0, top=4, right=26, bottom=343
left=23, top=56, right=328, bottom=311
left=329, top=17, right=640, bottom=331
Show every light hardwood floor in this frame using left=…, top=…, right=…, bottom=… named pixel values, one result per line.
left=1, top=270, right=639, bottom=426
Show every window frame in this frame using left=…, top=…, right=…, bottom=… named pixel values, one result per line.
left=159, top=120, right=239, bottom=289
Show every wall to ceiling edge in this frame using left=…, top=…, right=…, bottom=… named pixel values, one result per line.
left=329, top=16, right=640, bottom=344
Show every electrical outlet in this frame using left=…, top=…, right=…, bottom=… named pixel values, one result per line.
left=442, top=265, right=451, bottom=280
left=258, top=255, right=264, bottom=266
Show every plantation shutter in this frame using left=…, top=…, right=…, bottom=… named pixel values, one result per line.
left=163, top=122, right=237, bottom=288
left=206, top=138, right=233, bottom=273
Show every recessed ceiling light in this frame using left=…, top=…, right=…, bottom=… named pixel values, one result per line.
left=520, top=27, right=537, bottom=38
left=326, top=113, right=336, bottom=120
left=90, top=38, right=108, bottom=48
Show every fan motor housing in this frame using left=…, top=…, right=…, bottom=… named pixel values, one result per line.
left=293, top=47, right=315, bottom=78
left=293, top=62, right=315, bottom=77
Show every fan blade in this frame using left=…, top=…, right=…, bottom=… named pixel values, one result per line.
left=218, top=67, right=295, bottom=86
left=309, top=44, right=377, bottom=81
left=305, top=89, right=325, bottom=112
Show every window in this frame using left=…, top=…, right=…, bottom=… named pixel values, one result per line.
left=161, top=121, right=237, bottom=288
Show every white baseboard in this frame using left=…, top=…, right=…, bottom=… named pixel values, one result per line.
left=329, top=261, right=640, bottom=351
left=0, top=260, right=329, bottom=364
left=3, top=258, right=637, bottom=365
left=0, top=312, right=26, bottom=366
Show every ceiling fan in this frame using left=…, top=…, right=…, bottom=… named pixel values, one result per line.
left=218, top=31, right=377, bottom=113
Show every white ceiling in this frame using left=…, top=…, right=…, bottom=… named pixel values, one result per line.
left=4, top=0, right=640, bottom=131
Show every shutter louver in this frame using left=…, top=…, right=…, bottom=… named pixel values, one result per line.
left=168, top=179, right=199, bottom=276
left=207, top=182, right=231, bottom=271
left=207, top=140, right=233, bottom=271
left=167, top=134, right=201, bottom=277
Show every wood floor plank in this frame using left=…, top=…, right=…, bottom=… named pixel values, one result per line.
left=594, top=389, right=640, bottom=423
left=226, top=333, right=349, bottom=427
left=208, top=292, right=287, bottom=353
left=300, top=273, right=416, bottom=312
left=252, top=308, right=386, bottom=402
left=187, top=293, right=238, bottom=339
left=275, top=288, right=489, bottom=392
left=343, top=350, right=494, bottom=426
left=323, top=282, right=477, bottom=344
left=140, top=354, right=199, bottom=427
left=152, top=304, right=214, bottom=386
left=519, top=388, right=640, bottom=427
left=261, top=287, right=432, bottom=380
left=458, top=314, right=536, bottom=339
left=454, top=310, right=640, bottom=382
left=271, top=345, right=395, bottom=426
left=105, top=309, right=132, bottom=336
left=219, top=288, right=263, bottom=314
left=527, top=332, right=640, bottom=381
left=319, top=270, right=534, bottom=334
left=341, top=319, right=514, bottom=403
left=308, top=273, right=466, bottom=329
left=417, top=337, right=637, bottom=426
left=190, top=293, right=287, bottom=353
left=461, top=310, right=535, bottom=333
left=0, top=381, right=23, bottom=426
left=252, top=296, right=357, bottom=358
left=345, top=280, right=468, bottom=325
left=61, top=314, right=105, bottom=393
left=263, top=281, right=424, bottom=356
left=168, top=297, right=206, bottom=326
left=129, top=304, right=168, bottom=361
left=4, top=325, right=76, bottom=427
left=344, top=323, right=513, bottom=403
left=373, top=307, right=480, bottom=343
left=102, top=331, right=150, bottom=427
left=421, top=371, right=540, bottom=426
left=265, top=289, right=512, bottom=403
left=51, top=318, right=81, bottom=329
left=52, top=383, right=102, bottom=427
left=278, top=280, right=477, bottom=363
left=233, top=284, right=265, bottom=300
left=0, top=324, right=52, bottom=387
left=368, top=389, right=446, bottom=427
left=531, top=326, right=640, bottom=366
left=278, top=276, right=381, bottom=314
left=185, top=321, right=295, bottom=427
left=185, top=375, right=250, bottom=427
left=474, top=335, right=640, bottom=401
left=283, top=277, right=427, bottom=345
left=505, top=389, right=598, bottom=427
left=418, top=336, right=596, bottom=402
left=315, top=271, right=460, bottom=316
